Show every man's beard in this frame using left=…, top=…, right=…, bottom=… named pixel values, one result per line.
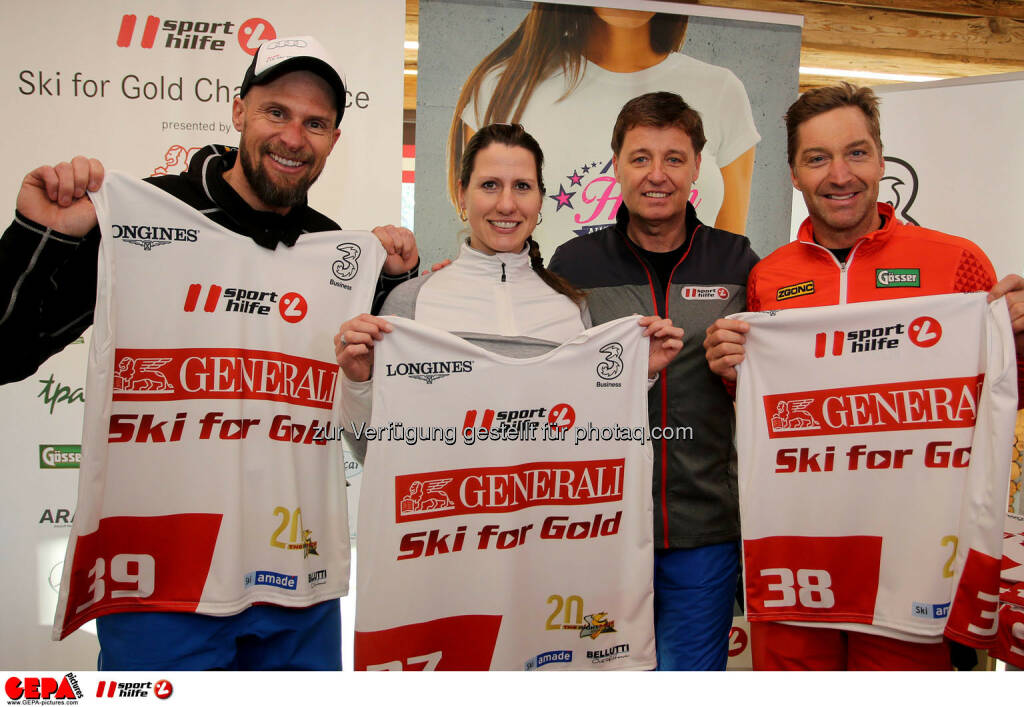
left=238, top=141, right=319, bottom=209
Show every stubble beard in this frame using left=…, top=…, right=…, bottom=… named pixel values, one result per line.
left=238, top=140, right=319, bottom=209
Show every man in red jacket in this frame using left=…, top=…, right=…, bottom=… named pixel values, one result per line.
left=704, top=82, right=1024, bottom=670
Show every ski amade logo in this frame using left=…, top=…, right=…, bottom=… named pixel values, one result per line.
left=5, top=674, right=83, bottom=703
left=116, top=14, right=276, bottom=55
left=813, top=315, right=942, bottom=358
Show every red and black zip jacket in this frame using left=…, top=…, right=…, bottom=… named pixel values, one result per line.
left=550, top=202, right=759, bottom=550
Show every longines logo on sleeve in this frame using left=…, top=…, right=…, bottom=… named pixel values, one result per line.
left=112, top=223, right=199, bottom=251
left=384, top=359, right=474, bottom=384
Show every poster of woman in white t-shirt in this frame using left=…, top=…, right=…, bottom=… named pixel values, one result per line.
left=446, top=4, right=761, bottom=253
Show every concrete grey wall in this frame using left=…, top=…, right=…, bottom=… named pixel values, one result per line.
left=415, top=0, right=801, bottom=267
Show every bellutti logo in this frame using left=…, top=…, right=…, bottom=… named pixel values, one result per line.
left=112, top=223, right=198, bottom=251
left=331, top=243, right=362, bottom=288
left=384, top=359, right=474, bottom=384
left=587, top=643, right=630, bottom=664
left=5, top=673, right=83, bottom=702
left=763, top=375, right=980, bottom=438
left=183, top=284, right=308, bottom=323
left=39, top=444, right=82, bottom=469
left=115, top=14, right=275, bottom=53
left=682, top=285, right=729, bottom=300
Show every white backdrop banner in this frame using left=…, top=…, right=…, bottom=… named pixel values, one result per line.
left=0, top=0, right=405, bottom=669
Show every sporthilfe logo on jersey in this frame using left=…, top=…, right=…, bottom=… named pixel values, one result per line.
left=462, top=403, right=576, bottom=438
left=183, top=283, right=308, bottom=323
left=394, top=459, right=625, bottom=522
left=813, top=316, right=941, bottom=358
left=384, top=359, right=474, bottom=384
left=112, top=347, right=337, bottom=409
left=112, top=223, right=198, bottom=251
left=764, top=375, right=980, bottom=438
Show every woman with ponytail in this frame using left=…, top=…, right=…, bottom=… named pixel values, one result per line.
left=336, top=123, right=683, bottom=462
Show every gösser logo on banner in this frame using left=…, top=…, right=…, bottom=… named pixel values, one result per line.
left=116, top=14, right=276, bottom=54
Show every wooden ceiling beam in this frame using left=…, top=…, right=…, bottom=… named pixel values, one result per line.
left=695, top=0, right=1024, bottom=62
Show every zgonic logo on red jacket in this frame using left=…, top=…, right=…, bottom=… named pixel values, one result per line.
left=394, top=459, right=625, bottom=522
left=764, top=375, right=981, bottom=438
left=112, top=347, right=337, bottom=409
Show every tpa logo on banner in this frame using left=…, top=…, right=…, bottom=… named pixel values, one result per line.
left=115, top=14, right=276, bottom=54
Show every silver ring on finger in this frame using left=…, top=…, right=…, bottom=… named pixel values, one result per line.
left=340, top=332, right=348, bottom=346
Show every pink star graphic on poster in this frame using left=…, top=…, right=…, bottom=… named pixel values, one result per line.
left=568, top=170, right=583, bottom=186
left=549, top=184, right=577, bottom=211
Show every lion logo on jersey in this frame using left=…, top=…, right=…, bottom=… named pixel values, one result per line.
left=769, top=399, right=820, bottom=432
left=113, top=357, right=173, bottom=392
left=399, top=479, right=455, bottom=515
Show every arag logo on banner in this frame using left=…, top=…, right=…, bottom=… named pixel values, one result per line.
left=115, top=14, right=276, bottom=54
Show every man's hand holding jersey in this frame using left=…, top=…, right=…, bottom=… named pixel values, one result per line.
left=17, top=156, right=104, bottom=237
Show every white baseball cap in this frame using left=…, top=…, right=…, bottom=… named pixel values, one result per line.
left=240, top=35, right=346, bottom=126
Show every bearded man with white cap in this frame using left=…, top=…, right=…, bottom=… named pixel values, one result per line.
left=0, top=36, right=417, bottom=669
